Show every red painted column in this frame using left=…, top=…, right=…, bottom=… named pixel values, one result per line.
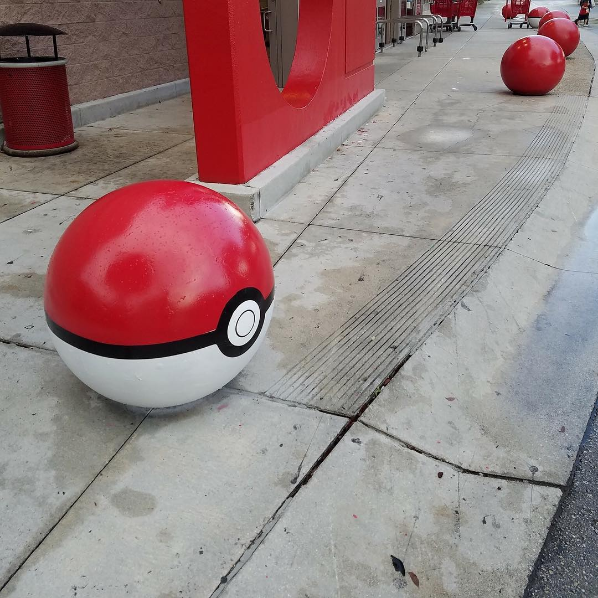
left=182, top=0, right=376, bottom=185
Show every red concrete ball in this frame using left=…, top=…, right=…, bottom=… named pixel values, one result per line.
left=44, top=181, right=275, bottom=407
left=539, top=18, right=580, bottom=57
left=528, top=6, right=549, bottom=18
left=501, top=36, right=565, bottom=95
left=502, top=3, right=513, bottom=19
left=539, top=10, right=570, bottom=27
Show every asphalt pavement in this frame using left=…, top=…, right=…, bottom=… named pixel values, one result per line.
left=525, top=400, right=598, bottom=597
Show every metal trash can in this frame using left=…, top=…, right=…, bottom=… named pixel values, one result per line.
left=0, top=23, right=78, bottom=157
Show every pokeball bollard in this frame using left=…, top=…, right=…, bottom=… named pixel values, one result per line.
left=44, top=181, right=275, bottom=408
left=501, top=36, right=565, bottom=95
left=539, top=18, right=580, bottom=57
left=539, top=10, right=570, bottom=28
left=528, top=6, right=549, bottom=28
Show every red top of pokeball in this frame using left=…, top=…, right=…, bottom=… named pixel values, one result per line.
left=45, top=181, right=274, bottom=347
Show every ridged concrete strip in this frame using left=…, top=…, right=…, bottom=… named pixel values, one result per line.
left=447, top=96, right=586, bottom=247
left=267, top=95, right=587, bottom=415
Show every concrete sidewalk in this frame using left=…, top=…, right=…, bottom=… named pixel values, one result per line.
left=1, top=1, right=598, bottom=596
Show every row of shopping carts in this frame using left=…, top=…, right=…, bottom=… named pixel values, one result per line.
left=503, top=0, right=533, bottom=28
left=430, top=0, right=479, bottom=31
left=376, top=0, right=478, bottom=57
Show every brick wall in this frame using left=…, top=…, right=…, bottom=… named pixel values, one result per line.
left=0, top=0, right=189, bottom=105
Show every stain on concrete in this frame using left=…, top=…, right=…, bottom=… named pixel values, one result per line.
left=0, top=272, right=45, bottom=299
left=0, top=203, right=40, bottom=223
left=397, top=125, right=475, bottom=151
left=46, top=376, right=141, bottom=489
left=157, top=528, right=173, bottom=544
left=111, top=488, right=157, bottom=517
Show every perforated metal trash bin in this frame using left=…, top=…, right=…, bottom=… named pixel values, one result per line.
left=0, top=24, right=78, bottom=157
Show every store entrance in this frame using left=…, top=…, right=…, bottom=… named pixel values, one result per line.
left=260, top=0, right=299, bottom=89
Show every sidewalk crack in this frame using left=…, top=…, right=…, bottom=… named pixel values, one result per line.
left=0, top=337, right=56, bottom=353
left=359, top=421, right=566, bottom=490
left=208, top=417, right=355, bottom=597
left=507, top=248, right=598, bottom=275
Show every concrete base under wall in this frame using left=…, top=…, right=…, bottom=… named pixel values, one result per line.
left=187, top=89, right=386, bottom=221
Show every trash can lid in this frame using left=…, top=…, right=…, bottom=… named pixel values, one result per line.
left=0, top=23, right=66, bottom=37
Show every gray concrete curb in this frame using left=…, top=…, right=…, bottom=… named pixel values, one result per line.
left=580, top=29, right=598, bottom=97
left=188, top=89, right=386, bottom=221
left=71, top=78, right=190, bottom=128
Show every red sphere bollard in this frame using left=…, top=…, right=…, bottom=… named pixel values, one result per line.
left=44, top=181, right=275, bottom=408
left=501, top=36, right=565, bottom=95
left=529, top=6, right=549, bottom=16
left=539, top=18, right=580, bottom=56
left=502, top=3, right=513, bottom=20
left=539, top=10, right=570, bottom=28
left=528, top=6, right=550, bottom=28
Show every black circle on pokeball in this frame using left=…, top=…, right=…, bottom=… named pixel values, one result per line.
left=235, top=309, right=256, bottom=338
left=216, top=287, right=271, bottom=358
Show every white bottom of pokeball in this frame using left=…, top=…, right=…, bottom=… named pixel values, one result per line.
left=49, top=305, right=273, bottom=409
left=528, top=17, right=541, bottom=28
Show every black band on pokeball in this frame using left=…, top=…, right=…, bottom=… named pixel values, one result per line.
left=215, top=287, right=270, bottom=358
left=45, top=287, right=274, bottom=360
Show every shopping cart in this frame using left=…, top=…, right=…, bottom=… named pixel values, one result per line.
left=457, top=0, right=478, bottom=30
left=431, top=0, right=460, bottom=31
left=507, top=0, right=531, bottom=28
